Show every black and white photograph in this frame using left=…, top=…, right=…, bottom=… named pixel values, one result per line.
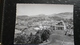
left=14, top=4, right=74, bottom=45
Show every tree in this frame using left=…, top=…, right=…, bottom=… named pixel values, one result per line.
left=41, top=30, right=51, bottom=42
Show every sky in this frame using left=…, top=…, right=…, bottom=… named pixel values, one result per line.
left=17, top=4, right=73, bottom=16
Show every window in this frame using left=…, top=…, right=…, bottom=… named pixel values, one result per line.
left=57, top=27, right=64, bottom=30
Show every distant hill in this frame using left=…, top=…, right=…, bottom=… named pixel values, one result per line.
left=16, top=12, right=73, bottom=24
left=16, top=15, right=28, bottom=19
left=53, top=12, right=73, bottom=19
left=15, top=12, right=73, bottom=33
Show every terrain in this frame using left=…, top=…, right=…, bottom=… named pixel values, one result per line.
left=39, top=30, right=74, bottom=45
left=14, top=12, right=74, bottom=45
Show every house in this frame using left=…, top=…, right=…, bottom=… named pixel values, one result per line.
left=55, top=22, right=64, bottom=30
left=53, top=20, right=66, bottom=30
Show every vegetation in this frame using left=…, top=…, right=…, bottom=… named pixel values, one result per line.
left=14, top=12, right=73, bottom=45
left=14, top=29, right=51, bottom=44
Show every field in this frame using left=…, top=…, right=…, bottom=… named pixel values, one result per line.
left=39, top=30, right=74, bottom=45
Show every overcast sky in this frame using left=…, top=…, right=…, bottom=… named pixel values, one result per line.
left=17, top=4, right=73, bottom=16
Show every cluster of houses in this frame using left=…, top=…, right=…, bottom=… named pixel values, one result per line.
left=32, top=20, right=67, bottom=31
left=31, top=20, right=73, bottom=36
left=15, top=18, right=73, bottom=36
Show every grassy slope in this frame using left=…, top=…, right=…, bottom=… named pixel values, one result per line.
left=40, top=30, right=74, bottom=45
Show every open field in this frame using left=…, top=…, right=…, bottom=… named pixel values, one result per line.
left=39, top=30, right=74, bottom=45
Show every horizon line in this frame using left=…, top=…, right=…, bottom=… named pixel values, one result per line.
left=16, top=12, right=73, bottom=16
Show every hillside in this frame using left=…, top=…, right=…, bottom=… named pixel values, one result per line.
left=16, top=12, right=73, bottom=20
left=16, top=12, right=73, bottom=29
left=14, top=12, right=74, bottom=45
left=53, top=12, right=73, bottom=19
